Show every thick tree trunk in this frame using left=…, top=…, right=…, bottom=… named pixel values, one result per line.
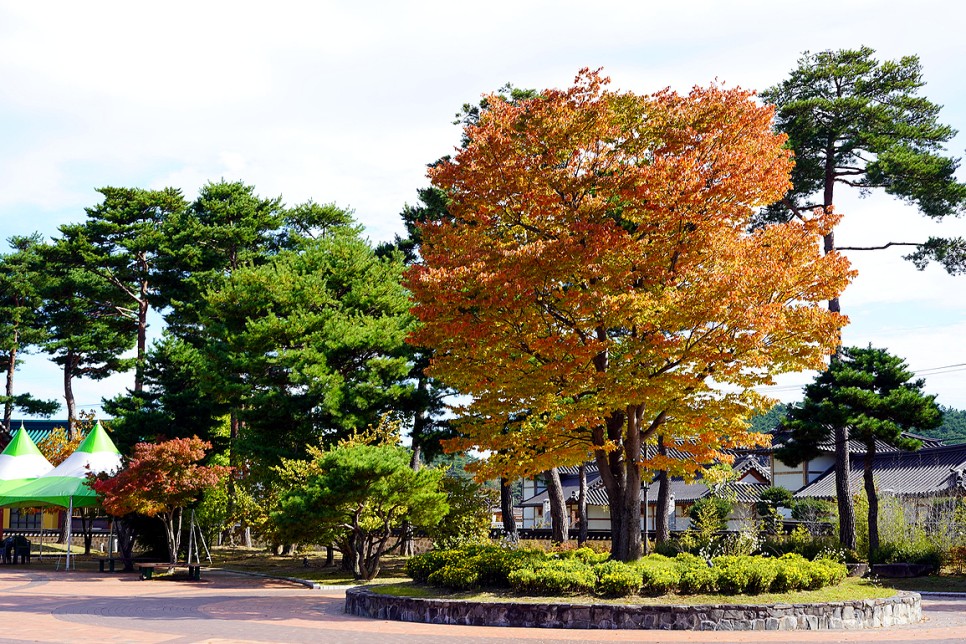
left=594, top=412, right=628, bottom=559
left=834, top=422, right=856, bottom=550
left=116, top=516, right=138, bottom=572
left=864, top=442, right=879, bottom=556
left=3, top=334, right=17, bottom=434
left=134, top=276, right=149, bottom=393
left=617, top=406, right=643, bottom=562
left=577, top=463, right=588, bottom=546
left=500, top=477, right=517, bottom=536
left=544, top=468, right=568, bottom=543
left=57, top=509, right=68, bottom=545
left=655, top=437, right=671, bottom=545
left=64, top=353, right=77, bottom=441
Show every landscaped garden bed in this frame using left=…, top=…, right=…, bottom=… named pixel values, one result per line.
left=344, top=544, right=919, bottom=631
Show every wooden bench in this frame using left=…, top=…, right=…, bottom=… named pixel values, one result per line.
left=97, top=558, right=118, bottom=572
left=138, top=562, right=204, bottom=581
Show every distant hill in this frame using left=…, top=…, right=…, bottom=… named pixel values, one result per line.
left=748, top=404, right=966, bottom=445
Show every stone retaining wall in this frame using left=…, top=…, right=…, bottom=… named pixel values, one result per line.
left=345, top=587, right=921, bottom=631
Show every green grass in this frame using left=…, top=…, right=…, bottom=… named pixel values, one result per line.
left=371, top=576, right=895, bottom=606
left=881, top=574, right=966, bottom=593
left=208, top=546, right=409, bottom=584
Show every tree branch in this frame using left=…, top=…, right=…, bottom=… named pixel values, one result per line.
left=838, top=242, right=922, bottom=251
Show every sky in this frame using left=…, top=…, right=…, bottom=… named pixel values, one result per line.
left=1, top=1, right=965, bottom=419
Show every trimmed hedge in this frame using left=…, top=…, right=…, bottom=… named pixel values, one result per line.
left=406, top=545, right=847, bottom=599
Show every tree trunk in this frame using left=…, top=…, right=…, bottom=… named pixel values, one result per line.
left=617, top=406, right=643, bottom=562
left=594, top=412, right=628, bottom=559
left=3, top=333, right=17, bottom=434
left=64, top=352, right=77, bottom=441
left=400, top=443, right=421, bottom=557
left=500, top=477, right=517, bottom=536
left=116, top=516, right=138, bottom=572
left=80, top=508, right=96, bottom=555
left=134, top=276, right=149, bottom=393
left=655, top=437, right=671, bottom=545
left=823, top=140, right=857, bottom=552
left=834, top=422, right=856, bottom=550
left=325, top=545, right=334, bottom=567
left=544, top=468, right=568, bottom=543
left=57, top=509, right=68, bottom=545
left=864, top=442, right=879, bottom=557
left=577, top=463, right=588, bottom=546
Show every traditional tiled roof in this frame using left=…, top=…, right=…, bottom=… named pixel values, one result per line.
left=794, top=443, right=966, bottom=500
left=523, top=473, right=771, bottom=507
left=3, top=420, right=65, bottom=445
left=770, top=428, right=944, bottom=455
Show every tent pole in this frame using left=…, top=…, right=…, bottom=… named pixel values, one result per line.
left=65, top=497, right=73, bottom=571
left=38, top=509, right=43, bottom=561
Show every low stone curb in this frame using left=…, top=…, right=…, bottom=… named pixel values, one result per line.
left=345, top=586, right=921, bottom=631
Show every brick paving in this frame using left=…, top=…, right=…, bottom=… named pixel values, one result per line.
left=0, top=569, right=963, bottom=644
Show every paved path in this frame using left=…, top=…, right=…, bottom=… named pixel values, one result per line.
left=0, top=569, right=963, bottom=644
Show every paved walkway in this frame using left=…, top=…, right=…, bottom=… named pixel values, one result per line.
left=0, top=569, right=963, bottom=644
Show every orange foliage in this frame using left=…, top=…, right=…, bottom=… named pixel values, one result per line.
left=406, top=69, right=854, bottom=480
left=37, top=427, right=84, bottom=467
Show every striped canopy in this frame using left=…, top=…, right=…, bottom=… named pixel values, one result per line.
left=0, top=425, right=54, bottom=494
left=0, top=421, right=122, bottom=508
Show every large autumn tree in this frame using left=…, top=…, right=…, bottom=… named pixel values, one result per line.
left=761, top=47, right=966, bottom=549
left=408, top=69, right=854, bottom=561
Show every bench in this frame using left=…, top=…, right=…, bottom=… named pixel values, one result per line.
left=97, top=558, right=118, bottom=572
left=138, top=562, right=204, bottom=581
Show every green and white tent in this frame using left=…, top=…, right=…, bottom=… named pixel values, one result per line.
left=0, top=424, right=54, bottom=494
left=0, top=421, right=122, bottom=508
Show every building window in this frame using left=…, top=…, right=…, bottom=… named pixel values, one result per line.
left=8, top=509, right=41, bottom=531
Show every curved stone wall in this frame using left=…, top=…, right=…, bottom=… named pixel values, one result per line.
left=345, top=587, right=921, bottom=631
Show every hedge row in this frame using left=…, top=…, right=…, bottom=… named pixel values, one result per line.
left=406, top=545, right=846, bottom=598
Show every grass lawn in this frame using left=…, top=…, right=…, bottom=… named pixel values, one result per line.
left=207, top=546, right=409, bottom=584
left=371, top=576, right=896, bottom=606
left=881, top=574, right=966, bottom=593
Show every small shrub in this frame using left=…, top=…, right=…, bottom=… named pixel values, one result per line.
left=473, top=546, right=545, bottom=587
left=772, top=553, right=812, bottom=592
left=594, top=561, right=641, bottom=597
left=406, top=549, right=462, bottom=583
left=676, top=554, right=718, bottom=594
left=637, top=555, right=681, bottom=595
left=426, top=564, right=479, bottom=590
left=712, top=556, right=753, bottom=594
left=508, top=559, right=596, bottom=596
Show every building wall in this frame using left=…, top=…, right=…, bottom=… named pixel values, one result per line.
left=1, top=507, right=61, bottom=531
left=772, top=454, right=834, bottom=492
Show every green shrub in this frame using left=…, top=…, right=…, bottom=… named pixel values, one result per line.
left=406, top=549, right=463, bottom=583
left=637, top=555, right=681, bottom=595
left=426, top=564, right=479, bottom=590
left=772, top=553, right=812, bottom=592
left=676, top=554, right=718, bottom=594
left=712, top=555, right=778, bottom=594
left=593, top=561, right=641, bottom=597
left=573, top=546, right=611, bottom=565
left=712, top=556, right=753, bottom=594
left=473, top=547, right=546, bottom=587
left=807, top=557, right=847, bottom=589
left=508, top=559, right=597, bottom=596
left=872, top=540, right=943, bottom=568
